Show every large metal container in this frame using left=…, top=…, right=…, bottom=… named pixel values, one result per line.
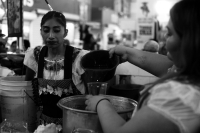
left=58, top=95, right=137, bottom=133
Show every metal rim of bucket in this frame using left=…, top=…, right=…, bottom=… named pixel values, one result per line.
left=80, top=50, right=119, bottom=71
left=0, top=76, right=32, bottom=86
left=58, top=95, right=137, bottom=114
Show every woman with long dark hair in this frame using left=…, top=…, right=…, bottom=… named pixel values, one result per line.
left=24, top=11, right=89, bottom=126
left=85, top=1, right=200, bottom=133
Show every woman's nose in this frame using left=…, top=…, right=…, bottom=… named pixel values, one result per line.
left=164, top=32, right=168, bottom=40
left=48, top=31, right=55, bottom=40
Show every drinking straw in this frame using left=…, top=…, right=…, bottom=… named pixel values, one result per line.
left=45, top=0, right=53, bottom=11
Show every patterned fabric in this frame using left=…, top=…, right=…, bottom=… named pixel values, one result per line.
left=38, top=79, right=71, bottom=89
left=146, top=80, right=200, bottom=133
left=40, top=113, right=62, bottom=125
left=33, top=46, right=82, bottom=64
left=32, top=78, right=42, bottom=106
left=34, top=45, right=42, bottom=63
left=168, top=65, right=179, bottom=73
left=44, top=58, right=64, bottom=71
left=38, top=78, right=73, bottom=97
left=23, top=45, right=90, bottom=94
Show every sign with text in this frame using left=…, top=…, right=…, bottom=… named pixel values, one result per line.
left=137, top=17, right=155, bottom=39
left=139, top=26, right=152, bottom=35
left=136, top=17, right=155, bottom=49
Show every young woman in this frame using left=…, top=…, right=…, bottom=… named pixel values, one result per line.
left=24, top=11, right=89, bottom=125
left=85, top=1, right=200, bottom=133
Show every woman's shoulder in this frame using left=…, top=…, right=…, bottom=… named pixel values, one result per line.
left=72, top=46, right=89, bottom=63
left=24, top=45, right=43, bottom=63
left=151, top=80, right=200, bottom=95
left=23, top=45, right=43, bottom=72
left=147, top=80, right=200, bottom=133
left=33, top=45, right=44, bottom=63
left=148, top=80, right=200, bottom=113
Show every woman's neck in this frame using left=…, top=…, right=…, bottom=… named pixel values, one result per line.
left=47, top=44, right=66, bottom=59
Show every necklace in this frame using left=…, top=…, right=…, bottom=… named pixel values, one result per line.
left=45, top=45, right=66, bottom=79
left=47, top=44, right=66, bottom=60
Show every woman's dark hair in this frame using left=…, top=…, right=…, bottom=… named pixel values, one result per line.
left=11, top=41, right=17, bottom=47
left=24, top=39, right=30, bottom=50
left=138, top=0, right=200, bottom=109
left=170, top=0, right=200, bottom=80
left=40, top=11, right=66, bottom=28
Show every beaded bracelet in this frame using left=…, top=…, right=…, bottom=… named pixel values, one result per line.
left=95, top=98, right=110, bottom=112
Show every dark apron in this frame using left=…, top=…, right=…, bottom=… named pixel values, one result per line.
left=36, top=45, right=81, bottom=125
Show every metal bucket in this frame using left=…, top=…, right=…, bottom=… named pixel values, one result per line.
left=58, top=95, right=137, bottom=133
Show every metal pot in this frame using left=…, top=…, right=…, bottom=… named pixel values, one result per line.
left=58, top=95, right=137, bottom=133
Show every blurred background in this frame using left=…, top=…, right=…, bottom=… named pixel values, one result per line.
left=0, top=0, right=178, bottom=83
left=0, top=0, right=178, bottom=51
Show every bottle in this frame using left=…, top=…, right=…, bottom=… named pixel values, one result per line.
left=0, top=119, right=29, bottom=133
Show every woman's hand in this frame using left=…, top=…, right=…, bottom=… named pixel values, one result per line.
left=85, top=95, right=107, bottom=111
left=109, top=45, right=128, bottom=62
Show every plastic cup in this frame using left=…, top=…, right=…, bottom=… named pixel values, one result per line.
left=87, top=82, right=108, bottom=95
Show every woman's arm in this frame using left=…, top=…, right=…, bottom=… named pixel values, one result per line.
left=25, top=66, right=35, bottom=81
left=97, top=101, right=180, bottom=133
left=109, top=45, right=173, bottom=77
left=85, top=95, right=180, bottom=133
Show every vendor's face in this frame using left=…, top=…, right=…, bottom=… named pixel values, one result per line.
left=0, top=44, right=7, bottom=53
left=11, top=43, right=17, bottom=52
left=40, top=18, right=67, bottom=48
left=165, top=19, right=181, bottom=67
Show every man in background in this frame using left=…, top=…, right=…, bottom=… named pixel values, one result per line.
left=143, top=40, right=159, bottom=54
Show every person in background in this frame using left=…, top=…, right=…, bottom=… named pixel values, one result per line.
left=0, top=35, right=15, bottom=76
left=143, top=40, right=159, bottom=54
left=10, top=40, right=20, bottom=53
left=24, top=11, right=89, bottom=126
left=0, top=37, right=7, bottom=54
left=0, top=35, right=11, bottom=68
left=64, top=39, right=70, bottom=46
left=23, top=39, right=30, bottom=52
left=83, top=26, right=95, bottom=50
left=85, top=1, right=200, bottom=133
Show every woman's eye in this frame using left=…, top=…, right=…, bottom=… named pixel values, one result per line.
left=43, top=29, right=49, bottom=33
left=168, top=33, right=172, bottom=37
left=166, top=31, right=172, bottom=37
left=54, top=29, right=60, bottom=33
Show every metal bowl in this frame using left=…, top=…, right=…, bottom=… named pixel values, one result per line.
left=58, top=95, right=137, bottom=133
